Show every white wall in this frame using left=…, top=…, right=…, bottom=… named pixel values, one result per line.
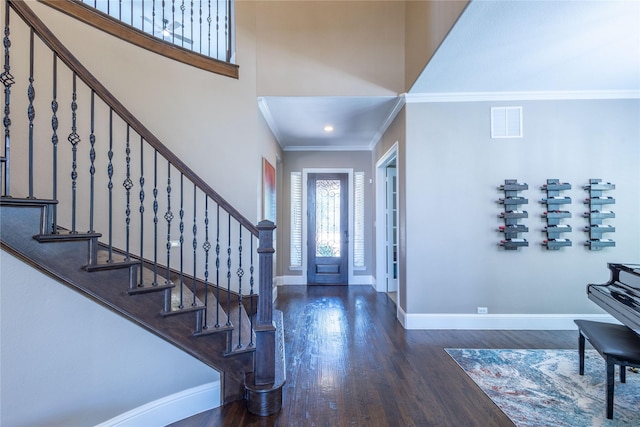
left=403, top=98, right=640, bottom=324
left=0, top=250, right=219, bottom=427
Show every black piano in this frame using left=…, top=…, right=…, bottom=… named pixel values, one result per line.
left=588, top=263, right=640, bottom=334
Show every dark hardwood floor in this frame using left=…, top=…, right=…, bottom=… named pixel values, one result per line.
left=170, top=285, right=578, bottom=427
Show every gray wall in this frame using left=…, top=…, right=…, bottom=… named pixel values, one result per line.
left=402, top=98, right=639, bottom=315
left=279, top=150, right=375, bottom=281
left=1, top=251, right=218, bottom=427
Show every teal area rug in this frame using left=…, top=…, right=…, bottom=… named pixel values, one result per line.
left=446, top=349, right=640, bottom=426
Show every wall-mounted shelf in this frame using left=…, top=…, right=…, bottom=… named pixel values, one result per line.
left=498, top=179, right=528, bottom=250
left=540, top=179, right=572, bottom=250
left=583, top=179, right=615, bottom=250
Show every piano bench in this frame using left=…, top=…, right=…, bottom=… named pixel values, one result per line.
left=574, top=319, right=640, bottom=419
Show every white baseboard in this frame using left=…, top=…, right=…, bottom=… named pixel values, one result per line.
left=398, top=308, right=618, bottom=330
left=349, top=275, right=375, bottom=285
left=280, top=275, right=306, bottom=285
left=95, top=381, right=220, bottom=427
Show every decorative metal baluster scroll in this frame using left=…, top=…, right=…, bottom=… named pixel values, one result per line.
left=123, top=125, right=133, bottom=259
left=107, top=109, right=114, bottom=260
left=2, top=0, right=14, bottom=197
left=226, top=212, right=231, bottom=326
left=215, top=203, right=221, bottom=328
left=237, top=224, right=243, bottom=349
left=178, top=172, right=184, bottom=308
left=51, top=54, right=58, bottom=232
left=152, top=150, right=159, bottom=285
left=89, top=91, right=96, bottom=233
left=165, top=162, right=173, bottom=288
left=68, top=74, right=80, bottom=234
left=249, top=236, right=254, bottom=347
left=202, top=195, right=211, bottom=328
left=138, top=136, right=145, bottom=286
left=191, top=183, right=198, bottom=307
left=27, top=28, right=34, bottom=199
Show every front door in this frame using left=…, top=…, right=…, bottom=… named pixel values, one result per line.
left=307, top=173, right=348, bottom=284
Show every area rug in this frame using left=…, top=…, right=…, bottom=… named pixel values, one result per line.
left=446, top=349, right=640, bottom=427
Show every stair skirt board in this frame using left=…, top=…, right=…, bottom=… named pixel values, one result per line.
left=94, top=381, right=221, bottom=427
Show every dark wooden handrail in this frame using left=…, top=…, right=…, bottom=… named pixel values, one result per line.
left=9, top=0, right=256, bottom=236
left=37, top=0, right=238, bottom=79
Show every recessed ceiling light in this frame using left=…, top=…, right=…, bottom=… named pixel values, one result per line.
left=323, top=125, right=334, bottom=133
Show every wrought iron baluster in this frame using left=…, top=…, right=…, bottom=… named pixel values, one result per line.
left=191, top=182, right=197, bottom=306
left=249, top=235, right=254, bottom=347
left=199, top=0, right=203, bottom=54
left=178, top=172, right=184, bottom=308
left=27, top=29, right=34, bottom=199
left=123, top=125, right=133, bottom=259
left=180, top=0, right=186, bottom=47
left=213, top=0, right=217, bottom=58
left=190, top=0, right=194, bottom=51
left=226, top=212, right=231, bottom=326
left=118, top=0, right=122, bottom=20
left=161, top=0, right=166, bottom=38
left=236, top=224, right=244, bottom=349
left=89, top=90, right=96, bottom=232
left=138, top=136, right=145, bottom=286
left=225, top=0, right=230, bottom=62
left=164, top=162, right=173, bottom=287
left=107, top=109, right=114, bottom=260
left=141, top=0, right=146, bottom=32
left=51, top=53, right=58, bottom=232
left=153, top=149, right=159, bottom=285
left=171, top=0, right=175, bottom=44
left=214, top=203, right=220, bottom=328
left=68, top=74, right=80, bottom=234
left=1, top=0, right=14, bottom=198
left=202, top=195, right=211, bottom=328
left=149, top=0, right=156, bottom=34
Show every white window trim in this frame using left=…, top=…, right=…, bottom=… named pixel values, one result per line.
left=289, top=172, right=303, bottom=269
left=353, top=172, right=365, bottom=270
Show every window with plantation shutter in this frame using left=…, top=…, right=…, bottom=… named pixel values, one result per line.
left=290, top=172, right=302, bottom=268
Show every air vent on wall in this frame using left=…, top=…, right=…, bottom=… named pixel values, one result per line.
left=491, top=106, right=523, bottom=138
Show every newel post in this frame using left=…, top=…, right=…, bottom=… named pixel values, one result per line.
left=255, top=219, right=276, bottom=385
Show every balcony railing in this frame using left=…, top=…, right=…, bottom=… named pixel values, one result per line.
left=79, top=0, right=234, bottom=62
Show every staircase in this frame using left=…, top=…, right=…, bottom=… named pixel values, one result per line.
left=0, top=0, right=284, bottom=417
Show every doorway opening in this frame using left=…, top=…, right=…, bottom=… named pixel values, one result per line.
left=375, top=143, right=399, bottom=305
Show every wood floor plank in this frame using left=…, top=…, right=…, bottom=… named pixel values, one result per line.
left=171, top=285, right=577, bottom=427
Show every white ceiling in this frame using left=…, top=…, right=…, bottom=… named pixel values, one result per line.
left=260, top=0, right=640, bottom=151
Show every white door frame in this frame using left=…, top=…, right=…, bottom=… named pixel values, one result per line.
left=302, top=168, right=354, bottom=285
left=375, top=143, right=399, bottom=294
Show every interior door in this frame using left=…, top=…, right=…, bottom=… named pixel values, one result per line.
left=386, top=165, right=398, bottom=292
left=307, top=173, right=348, bottom=284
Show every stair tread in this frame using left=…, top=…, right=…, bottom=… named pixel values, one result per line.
left=35, top=230, right=102, bottom=242
left=0, top=196, right=58, bottom=206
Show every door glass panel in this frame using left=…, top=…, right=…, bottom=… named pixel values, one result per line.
left=315, top=179, right=341, bottom=257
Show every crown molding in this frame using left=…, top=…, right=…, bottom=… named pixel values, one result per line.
left=368, top=95, right=406, bottom=150
left=283, top=144, right=372, bottom=152
left=405, top=90, right=640, bottom=103
left=257, top=97, right=284, bottom=148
